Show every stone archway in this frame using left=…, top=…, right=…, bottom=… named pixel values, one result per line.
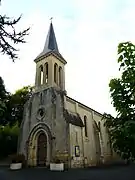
left=27, top=123, right=52, bottom=167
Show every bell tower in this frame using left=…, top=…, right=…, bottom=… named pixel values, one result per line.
left=34, top=22, right=67, bottom=91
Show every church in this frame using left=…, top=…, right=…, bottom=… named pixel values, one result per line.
left=18, top=21, right=115, bottom=168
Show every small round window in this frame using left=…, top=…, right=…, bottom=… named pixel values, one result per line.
left=37, top=108, right=45, bottom=120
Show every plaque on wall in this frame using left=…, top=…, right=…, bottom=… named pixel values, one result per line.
left=75, top=145, right=80, bottom=157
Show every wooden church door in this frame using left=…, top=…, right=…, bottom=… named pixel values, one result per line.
left=37, top=132, right=47, bottom=166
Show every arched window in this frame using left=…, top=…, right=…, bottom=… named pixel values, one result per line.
left=75, top=131, right=78, bottom=144
left=54, top=63, right=58, bottom=84
left=40, top=65, right=43, bottom=85
left=45, top=62, right=48, bottom=83
left=98, top=121, right=101, bottom=131
left=59, top=66, right=62, bottom=87
left=84, top=115, right=88, bottom=137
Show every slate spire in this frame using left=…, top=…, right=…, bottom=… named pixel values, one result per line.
left=36, top=22, right=61, bottom=59
left=44, top=22, right=59, bottom=53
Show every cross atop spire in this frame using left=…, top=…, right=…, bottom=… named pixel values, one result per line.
left=36, top=21, right=63, bottom=60
left=50, top=17, right=53, bottom=22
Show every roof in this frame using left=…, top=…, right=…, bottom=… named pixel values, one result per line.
left=35, top=22, right=64, bottom=61
left=64, top=109, right=84, bottom=127
left=66, top=96, right=103, bottom=117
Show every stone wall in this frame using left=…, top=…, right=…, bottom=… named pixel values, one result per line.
left=66, top=96, right=113, bottom=167
left=18, top=87, right=69, bottom=166
left=69, top=124, right=84, bottom=168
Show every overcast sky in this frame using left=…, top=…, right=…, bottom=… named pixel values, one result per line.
left=1, top=0, right=135, bottom=116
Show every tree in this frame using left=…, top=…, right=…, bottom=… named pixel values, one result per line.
left=102, top=42, right=135, bottom=162
left=0, top=123, right=19, bottom=159
left=0, top=77, right=8, bottom=99
left=6, top=86, right=33, bottom=126
left=0, top=1, right=30, bottom=61
left=0, top=76, right=9, bottom=125
left=0, top=82, right=33, bottom=126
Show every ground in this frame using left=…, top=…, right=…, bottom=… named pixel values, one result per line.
left=0, top=165, right=135, bottom=180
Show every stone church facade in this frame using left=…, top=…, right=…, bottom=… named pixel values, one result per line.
left=18, top=22, right=115, bottom=168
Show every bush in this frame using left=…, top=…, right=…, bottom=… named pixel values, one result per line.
left=52, top=158, right=61, bottom=164
left=10, top=154, right=25, bottom=164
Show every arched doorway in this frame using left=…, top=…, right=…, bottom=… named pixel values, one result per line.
left=27, top=123, right=52, bottom=167
left=37, top=132, right=47, bottom=166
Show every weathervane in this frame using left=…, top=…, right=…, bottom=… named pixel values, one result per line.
left=50, top=17, right=53, bottom=22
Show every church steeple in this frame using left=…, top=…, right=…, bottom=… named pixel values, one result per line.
left=36, top=22, right=64, bottom=60
left=34, top=21, right=67, bottom=92
left=44, top=22, right=59, bottom=53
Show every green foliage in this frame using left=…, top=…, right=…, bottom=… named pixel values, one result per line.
left=10, top=153, right=25, bottom=164
left=0, top=77, right=33, bottom=126
left=0, top=77, right=8, bottom=100
left=0, top=76, right=9, bottom=125
left=0, top=78, right=31, bottom=159
left=0, top=76, right=33, bottom=126
left=0, top=123, right=20, bottom=159
left=102, top=42, right=135, bottom=161
left=0, top=77, right=32, bottom=159
left=6, top=86, right=33, bottom=126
